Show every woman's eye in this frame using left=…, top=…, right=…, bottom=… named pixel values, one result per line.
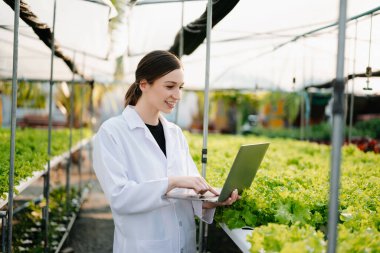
left=179, top=86, right=184, bottom=90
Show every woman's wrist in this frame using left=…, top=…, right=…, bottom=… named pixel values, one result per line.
left=202, top=202, right=217, bottom=209
left=166, top=177, right=177, bottom=193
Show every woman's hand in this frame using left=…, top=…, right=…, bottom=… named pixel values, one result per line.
left=167, top=176, right=219, bottom=195
left=202, top=189, right=240, bottom=209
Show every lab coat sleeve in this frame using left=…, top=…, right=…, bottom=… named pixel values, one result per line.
left=180, top=131, right=215, bottom=224
left=192, top=201, right=215, bottom=224
left=93, top=127, right=171, bottom=215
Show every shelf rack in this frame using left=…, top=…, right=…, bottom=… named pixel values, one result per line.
left=220, top=223, right=252, bottom=253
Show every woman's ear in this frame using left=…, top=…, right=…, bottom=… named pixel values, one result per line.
left=139, top=79, right=148, bottom=91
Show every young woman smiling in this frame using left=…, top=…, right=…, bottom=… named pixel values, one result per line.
left=93, top=50, right=239, bottom=253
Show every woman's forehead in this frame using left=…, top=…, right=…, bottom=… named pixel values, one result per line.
left=160, top=69, right=184, bottom=82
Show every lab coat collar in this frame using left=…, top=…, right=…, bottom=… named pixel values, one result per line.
left=122, top=105, right=145, bottom=129
left=122, top=105, right=176, bottom=166
left=122, top=105, right=176, bottom=130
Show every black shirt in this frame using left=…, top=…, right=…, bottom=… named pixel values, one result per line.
left=145, top=120, right=166, bottom=157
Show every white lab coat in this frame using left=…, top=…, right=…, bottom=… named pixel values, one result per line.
left=93, top=105, right=215, bottom=253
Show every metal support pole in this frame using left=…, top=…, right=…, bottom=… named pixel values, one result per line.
left=88, top=82, right=95, bottom=182
left=1, top=211, right=7, bottom=253
left=300, top=40, right=307, bottom=140
left=305, top=92, right=311, bottom=141
left=43, top=82, right=53, bottom=253
left=174, top=0, right=185, bottom=125
left=348, top=78, right=355, bottom=143
left=179, top=0, right=184, bottom=59
left=7, top=0, right=20, bottom=251
left=348, top=21, right=358, bottom=144
left=66, top=51, right=76, bottom=213
left=300, top=91, right=304, bottom=140
left=78, top=84, right=83, bottom=197
left=300, top=45, right=306, bottom=141
left=43, top=1, right=57, bottom=252
left=327, top=0, right=347, bottom=252
left=199, top=0, right=212, bottom=252
left=78, top=54, right=86, bottom=197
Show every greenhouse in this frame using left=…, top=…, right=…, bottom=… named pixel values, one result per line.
left=1, top=0, right=379, bottom=252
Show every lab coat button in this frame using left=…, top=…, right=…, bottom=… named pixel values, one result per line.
left=179, top=221, right=182, bottom=227
left=180, top=248, right=184, bottom=253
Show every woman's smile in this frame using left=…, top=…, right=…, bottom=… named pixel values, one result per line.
left=165, top=100, right=176, bottom=109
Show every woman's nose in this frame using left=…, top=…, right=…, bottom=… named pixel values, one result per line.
left=172, top=87, right=182, bottom=100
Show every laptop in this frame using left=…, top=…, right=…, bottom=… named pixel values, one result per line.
left=164, top=142, right=270, bottom=203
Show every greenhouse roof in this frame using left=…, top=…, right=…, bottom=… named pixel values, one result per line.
left=124, top=0, right=380, bottom=94
left=0, top=0, right=120, bottom=83
left=1, top=0, right=379, bottom=95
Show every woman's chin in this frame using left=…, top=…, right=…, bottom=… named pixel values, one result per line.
left=161, top=107, right=175, bottom=114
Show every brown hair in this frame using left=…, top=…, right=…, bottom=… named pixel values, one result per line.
left=124, top=50, right=182, bottom=107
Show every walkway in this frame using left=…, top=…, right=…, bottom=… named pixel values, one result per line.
left=63, top=180, right=114, bottom=253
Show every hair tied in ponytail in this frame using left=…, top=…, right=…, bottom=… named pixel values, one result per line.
left=124, top=50, right=181, bottom=107
left=133, top=82, right=139, bottom=93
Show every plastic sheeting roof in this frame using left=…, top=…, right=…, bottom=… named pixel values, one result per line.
left=0, top=0, right=123, bottom=82
left=125, top=0, right=380, bottom=94
left=1, top=0, right=379, bottom=95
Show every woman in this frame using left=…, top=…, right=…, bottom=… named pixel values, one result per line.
left=93, top=50, right=239, bottom=253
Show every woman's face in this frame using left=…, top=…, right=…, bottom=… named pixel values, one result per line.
left=141, top=68, right=184, bottom=114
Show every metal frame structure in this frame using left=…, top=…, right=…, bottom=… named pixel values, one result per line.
left=198, top=0, right=212, bottom=252
left=0, top=211, right=6, bottom=253
left=0, top=132, right=92, bottom=251
left=134, top=0, right=205, bottom=5
left=327, top=0, right=347, bottom=252
left=173, top=0, right=185, bottom=125
left=43, top=0, right=57, bottom=250
left=66, top=51, right=77, bottom=216
left=348, top=20, right=358, bottom=143
left=6, top=0, right=20, bottom=251
left=1, top=1, right=95, bottom=252
left=2, top=0, right=378, bottom=252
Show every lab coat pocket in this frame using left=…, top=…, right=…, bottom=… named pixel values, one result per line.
left=137, top=238, right=172, bottom=253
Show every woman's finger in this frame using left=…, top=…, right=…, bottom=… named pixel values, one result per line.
left=225, top=197, right=233, bottom=205
left=199, top=189, right=208, bottom=195
left=195, top=178, right=208, bottom=190
left=218, top=190, right=240, bottom=205
left=208, top=186, right=220, bottom=196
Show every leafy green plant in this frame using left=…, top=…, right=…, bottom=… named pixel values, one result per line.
left=11, top=187, right=81, bottom=252
left=247, top=223, right=326, bottom=253
left=250, top=121, right=379, bottom=142
left=184, top=132, right=380, bottom=252
left=0, top=128, right=91, bottom=198
left=354, top=118, right=380, bottom=139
